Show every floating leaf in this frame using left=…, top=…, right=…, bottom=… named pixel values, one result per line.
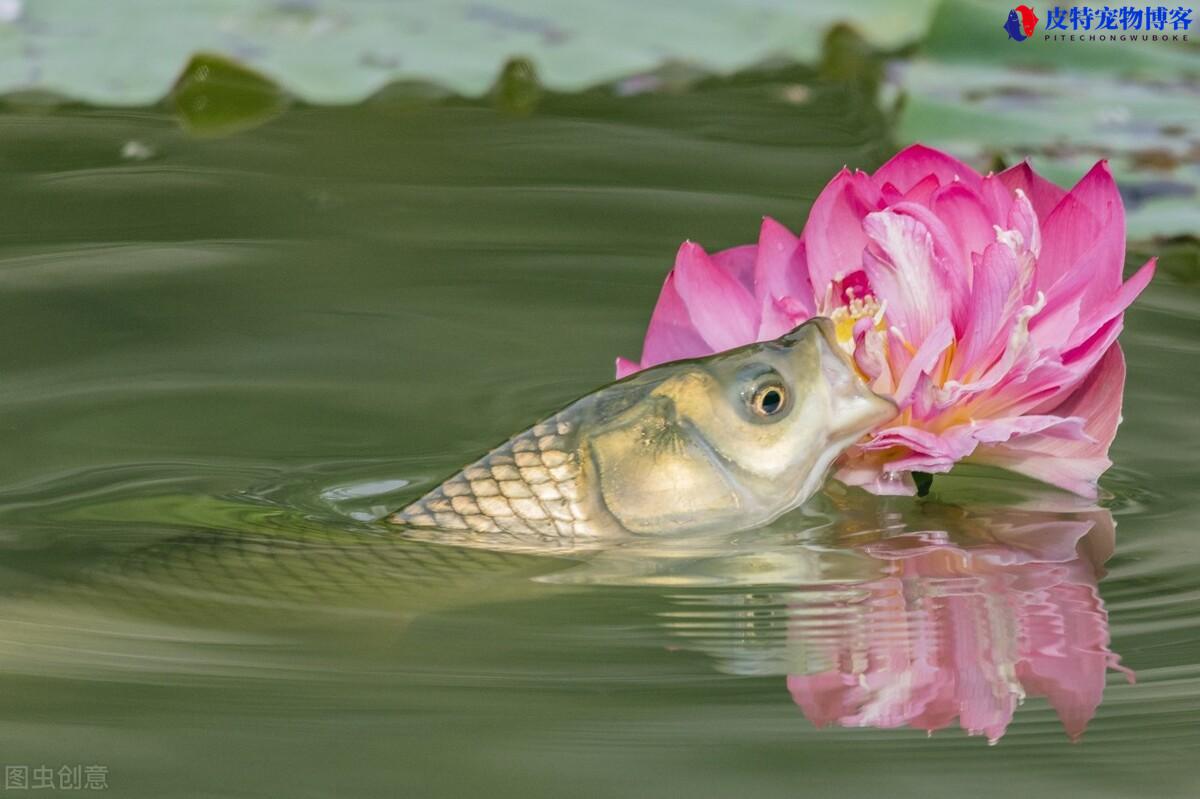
left=0, top=0, right=940, bottom=103
left=490, top=57, right=541, bottom=116
left=170, top=52, right=290, bottom=137
left=818, top=23, right=887, bottom=96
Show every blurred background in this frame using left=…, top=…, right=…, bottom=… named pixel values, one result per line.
left=0, top=2, right=1195, bottom=798
left=1, top=0, right=1196, bottom=240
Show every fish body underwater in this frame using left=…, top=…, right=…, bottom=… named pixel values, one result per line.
left=391, top=318, right=897, bottom=550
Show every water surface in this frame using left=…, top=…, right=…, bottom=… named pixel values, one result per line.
left=0, top=74, right=1196, bottom=797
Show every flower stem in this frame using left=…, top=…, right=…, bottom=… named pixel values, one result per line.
left=913, top=471, right=933, bottom=498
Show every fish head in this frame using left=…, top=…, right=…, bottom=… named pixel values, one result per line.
left=588, top=318, right=897, bottom=534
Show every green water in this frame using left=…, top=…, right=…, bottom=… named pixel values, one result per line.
left=0, top=69, right=1196, bottom=798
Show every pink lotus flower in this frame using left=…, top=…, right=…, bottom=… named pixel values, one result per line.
left=616, top=145, right=1155, bottom=497
left=785, top=507, right=1133, bottom=743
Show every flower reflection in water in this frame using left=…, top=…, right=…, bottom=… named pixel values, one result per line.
left=555, top=489, right=1131, bottom=744
left=784, top=502, right=1132, bottom=743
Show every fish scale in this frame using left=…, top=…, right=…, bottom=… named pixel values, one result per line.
left=390, top=414, right=602, bottom=546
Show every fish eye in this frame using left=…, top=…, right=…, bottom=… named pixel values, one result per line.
left=748, top=380, right=789, bottom=420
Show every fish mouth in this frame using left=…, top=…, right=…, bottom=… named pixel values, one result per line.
left=806, top=314, right=902, bottom=417
left=801, top=314, right=897, bottom=443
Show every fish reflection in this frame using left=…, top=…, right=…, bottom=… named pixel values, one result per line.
left=557, top=491, right=1132, bottom=743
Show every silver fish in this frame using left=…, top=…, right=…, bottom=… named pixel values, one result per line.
left=391, top=318, right=897, bottom=549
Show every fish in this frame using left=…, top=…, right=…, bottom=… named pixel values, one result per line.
left=1004, top=9, right=1028, bottom=41
left=1016, top=4, right=1039, bottom=36
left=389, top=317, right=897, bottom=549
